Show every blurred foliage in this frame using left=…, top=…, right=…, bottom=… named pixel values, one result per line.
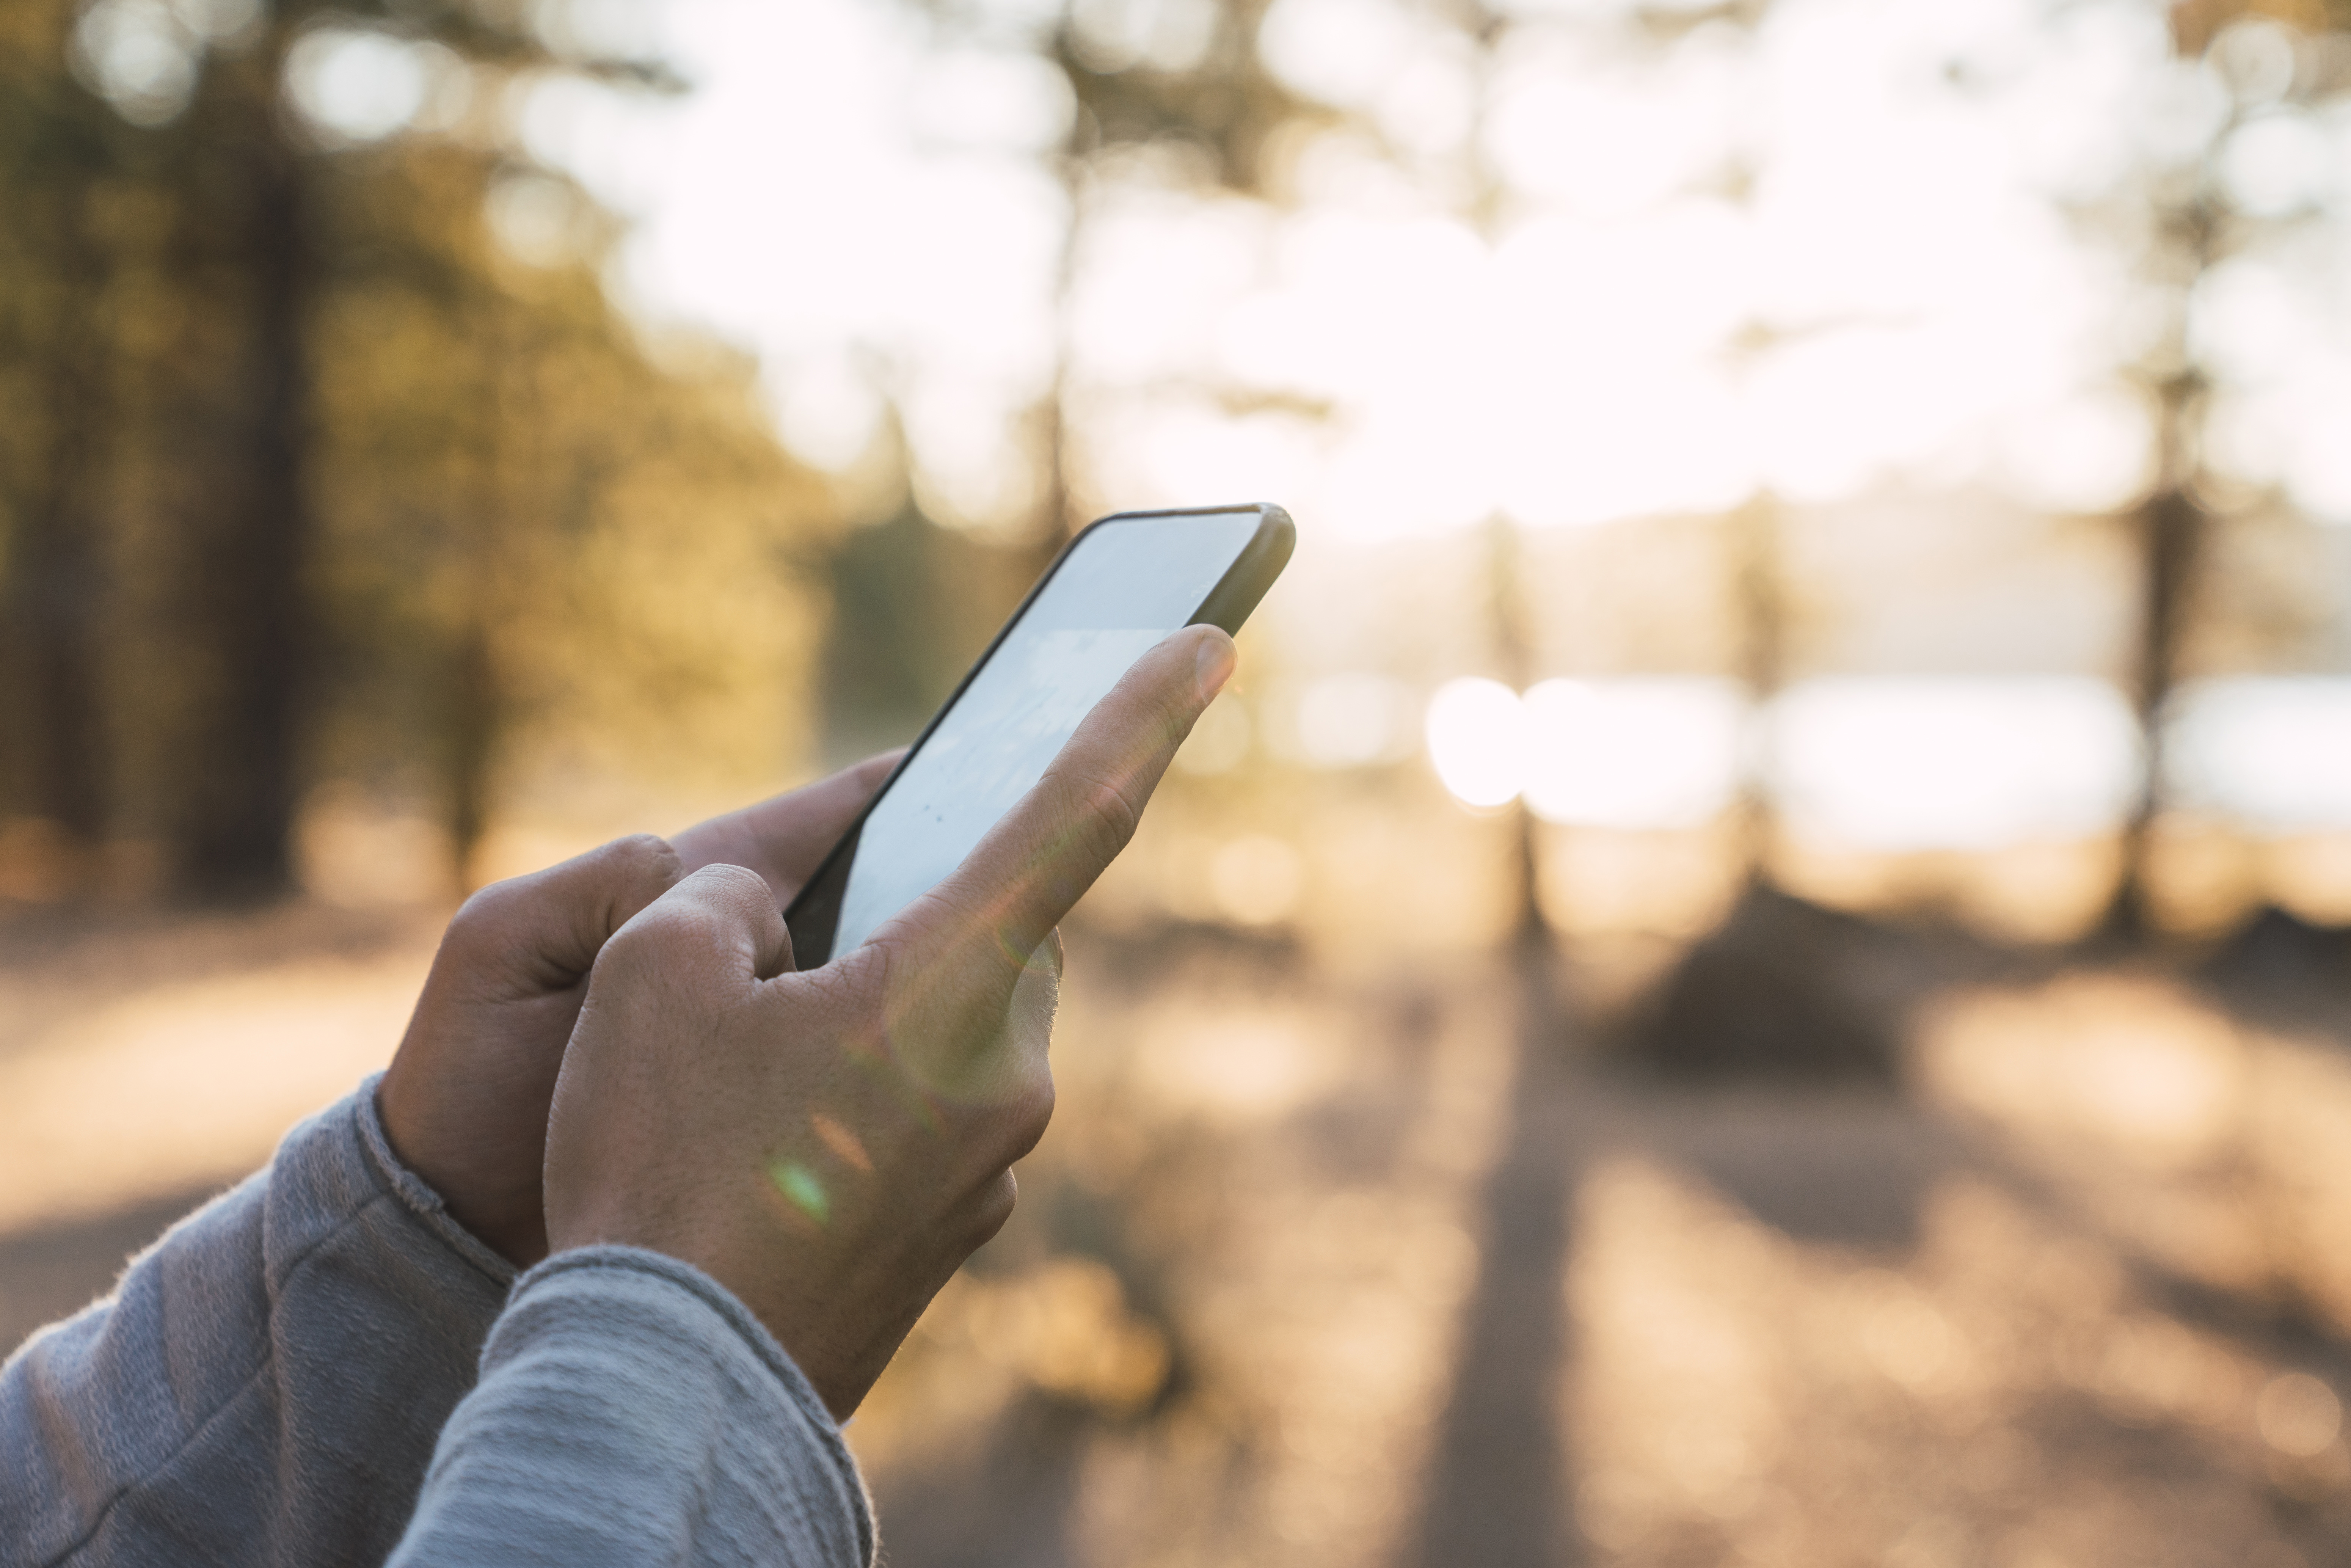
left=1037, top=0, right=1317, bottom=192
left=922, top=0, right=1324, bottom=551
left=817, top=464, right=1037, bottom=767
left=2098, top=0, right=2351, bottom=937
left=810, top=0, right=1333, bottom=757
left=2173, top=0, right=2351, bottom=53
left=0, top=0, right=838, bottom=898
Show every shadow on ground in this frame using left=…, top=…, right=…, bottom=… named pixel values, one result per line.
left=11, top=897, right=2351, bottom=1565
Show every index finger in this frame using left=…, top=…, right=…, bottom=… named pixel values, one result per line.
left=887, top=624, right=1236, bottom=979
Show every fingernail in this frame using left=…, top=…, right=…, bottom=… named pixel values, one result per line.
left=1195, top=630, right=1238, bottom=704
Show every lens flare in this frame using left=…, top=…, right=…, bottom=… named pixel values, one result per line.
left=769, top=1158, right=830, bottom=1224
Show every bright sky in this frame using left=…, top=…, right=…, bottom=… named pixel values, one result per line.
left=525, top=0, right=1075, bottom=513
left=229, top=0, right=2351, bottom=538
left=544, top=0, right=2351, bottom=841
left=234, top=0, right=2351, bottom=842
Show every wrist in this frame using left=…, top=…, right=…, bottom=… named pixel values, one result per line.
left=352, top=1072, right=523, bottom=1289
left=373, top=1069, right=548, bottom=1265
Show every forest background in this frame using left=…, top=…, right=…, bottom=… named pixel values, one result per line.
left=10, top=0, right=2351, bottom=1563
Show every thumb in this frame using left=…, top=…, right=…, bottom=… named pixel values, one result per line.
left=448, top=833, right=684, bottom=994
left=623, top=863, right=797, bottom=985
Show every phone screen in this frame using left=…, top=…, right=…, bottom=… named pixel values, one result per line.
left=813, top=508, right=1271, bottom=962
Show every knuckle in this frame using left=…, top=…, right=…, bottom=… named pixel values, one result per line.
left=584, top=931, right=651, bottom=994
left=590, top=918, right=655, bottom=976
left=444, top=880, right=516, bottom=943
left=781, top=946, right=891, bottom=1049
left=600, top=832, right=682, bottom=892
left=438, top=876, right=548, bottom=970
left=689, top=861, right=773, bottom=908
left=1047, top=767, right=1142, bottom=866
left=811, top=935, right=893, bottom=1007
left=843, top=937, right=895, bottom=996
left=609, top=898, right=723, bottom=963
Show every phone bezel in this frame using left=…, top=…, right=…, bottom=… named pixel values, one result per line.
left=781, top=502, right=1296, bottom=970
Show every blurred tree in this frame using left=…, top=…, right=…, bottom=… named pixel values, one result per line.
left=920, top=0, right=1320, bottom=554
left=1445, top=3, right=1549, bottom=966
left=0, top=1, right=135, bottom=871
left=2098, top=0, right=2351, bottom=940
left=815, top=409, right=1036, bottom=763
left=161, top=25, right=314, bottom=895
left=1033, top=0, right=1316, bottom=544
left=157, top=2, right=686, bottom=895
left=1724, top=490, right=1786, bottom=880
left=308, top=142, right=834, bottom=885
left=0, top=0, right=837, bottom=898
left=806, top=0, right=1325, bottom=767
left=1446, top=0, right=1773, bottom=962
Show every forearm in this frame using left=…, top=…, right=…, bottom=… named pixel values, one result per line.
left=388, top=1249, right=875, bottom=1568
left=0, top=1078, right=513, bottom=1568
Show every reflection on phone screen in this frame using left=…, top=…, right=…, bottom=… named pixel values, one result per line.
left=830, top=510, right=1260, bottom=956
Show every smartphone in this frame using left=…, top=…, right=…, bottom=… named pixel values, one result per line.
left=784, top=502, right=1295, bottom=969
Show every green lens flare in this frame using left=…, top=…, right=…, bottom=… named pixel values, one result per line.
left=769, top=1159, right=829, bottom=1224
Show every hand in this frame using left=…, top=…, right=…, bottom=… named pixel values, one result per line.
left=542, top=626, right=1237, bottom=1416
left=375, top=752, right=899, bottom=1265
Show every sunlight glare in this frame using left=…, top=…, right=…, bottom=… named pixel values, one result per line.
left=1426, top=678, right=1525, bottom=808
left=1373, top=46, right=1478, bottom=159
left=72, top=0, right=199, bottom=125
left=2167, top=679, right=2351, bottom=831
left=555, top=0, right=2252, bottom=543
left=1092, top=400, right=1320, bottom=518
left=774, top=350, right=889, bottom=471
left=907, top=49, right=1075, bottom=154
left=1485, top=31, right=1741, bottom=218
left=1994, top=389, right=2153, bottom=514
left=1070, top=0, right=1220, bottom=75
left=1521, top=679, right=1747, bottom=830
left=1257, top=0, right=1423, bottom=111
left=285, top=27, right=434, bottom=144
left=2218, top=113, right=2334, bottom=218
left=1767, top=677, right=2139, bottom=849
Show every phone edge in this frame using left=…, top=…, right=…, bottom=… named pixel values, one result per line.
left=782, top=502, right=1293, bottom=970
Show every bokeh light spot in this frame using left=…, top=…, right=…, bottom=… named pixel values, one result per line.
left=1425, top=677, right=1524, bottom=808
left=769, top=1158, right=830, bottom=1225
left=2257, top=1373, right=2343, bottom=1458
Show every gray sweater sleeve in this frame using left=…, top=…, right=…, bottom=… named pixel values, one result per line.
left=1, top=1077, right=516, bottom=1567
left=388, top=1249, right=876, bottom=1568
left=1, top=1083, right=877, bottom=1568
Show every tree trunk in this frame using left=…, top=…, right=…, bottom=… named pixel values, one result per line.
left=1729, top=491, right=1786, bottom=888
left=1485, top=514, right=1548, bottom=963
left=11, top=182, right=113, bottom=868
left=2102, top=469, right=2203, bottom=943
left=174, top=50, right=311, bottom=898
left=445, top=619, right=498, bottom=892
left=2100, top=170, right=2216, bottom=946
left=1025, top=139, right=1090, bottom=585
